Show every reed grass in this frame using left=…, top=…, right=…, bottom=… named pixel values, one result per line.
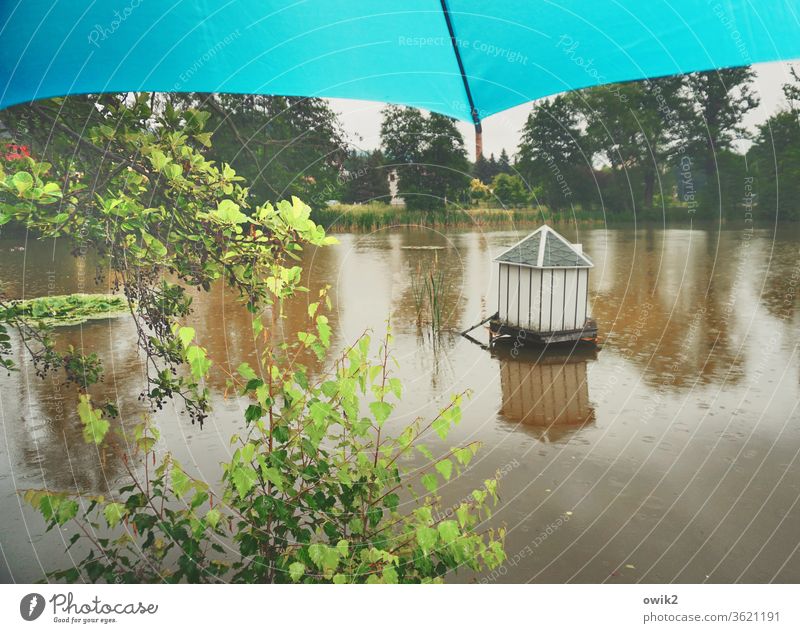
left=410, top=261, right=427, bottom=327
left=310, top=204, right=641, bottom=232
left=409, top=253, right=448, bottom=332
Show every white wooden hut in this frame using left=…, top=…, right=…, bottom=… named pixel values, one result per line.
left=491, top=225, right=596, bottom=345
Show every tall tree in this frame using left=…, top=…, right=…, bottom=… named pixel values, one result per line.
left=339, top=149, right=390, bottom=204
left=420, top=113, right=470, bottom=206
left=486, top=153, right=500, bottom=180
left=188, top=93, right=347, bottom=203
left=380, top=106, right=469, bottom=210
left=497, top=149, right=512, bottom=174
left=748, top=72, right=800, bottom=220
left=472, top=154, right=493, bottom=184
left=491, top=173, right=529, bottom=208
left=684, top=67, right=759, bottom=182
left=579, top=76, right=689, bottom=210
left=516, top=94, right=586, bottom=211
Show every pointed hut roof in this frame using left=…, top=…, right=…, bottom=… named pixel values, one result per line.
left=494, top=225, right=593, bottom=269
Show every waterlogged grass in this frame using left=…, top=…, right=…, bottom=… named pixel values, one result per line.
left=311, top=204, right=622, bottom=232
left=2, top=294, right=128, bottom=327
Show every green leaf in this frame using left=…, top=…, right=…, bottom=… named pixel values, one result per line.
left=42, top=181, right=62, bottom=196
left=149, top=150, right=170, bottom=171
left=171, top=466, right=192, bottom=498
left=369, top=401, right=393, bottom=425
left=260, top=465, right=285, bottom=492
left=415, top=526, right=438, bottom=553
left=38, top=495, right=79, bottom=526
left=437, top=520, right=459, bottom=545
left=142, top=232, right=168, bottom=257
left=288, top=562, right=305, bottom=582
left=308, top=544, right=325, bottom=567
left=187, top=345, right=212, bottom=380
left=205, top=507, right=221, bottom=529
left=454, top=446, right=476, bottom=466
left=103, top=502, right=125, bottom=528
left=382, top=566, right=399, bottom=584
left=77, top=395, right=110, bottom=445
left=12, top=171, right=33, bottom=195
left=308, top=543, right=340, bottom=574
left=163, top=163, right=183, bottom=180
left=309, top=401, right=333, bottom=426
left=177, top=326, right=195, bottom=349
left=57, top=499, right=79, bottom=525
left=194, top=132, right=213, bottom=148
left=213, top=199, right=248, bottom=224
left=252, top=316, right=263, bottom=337
left=421, top=473, right=438, bottom=493
left=236, top=362, right=257, bottom=381
left=240, top=442, right=256, bottom=463
left=316, top=315, right=331, bottom=347
left=456, top=503, right=470, bottom=528
left=432, top=415, right=449, bottom=440
left=231, top=466, right=258, bottom=497
left=435, top=459, right=453, bottom=481
left=388, top=377, right=402, bottom=399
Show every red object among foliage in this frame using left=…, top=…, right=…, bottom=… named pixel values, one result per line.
left=4, top=143, right=31, bottom=161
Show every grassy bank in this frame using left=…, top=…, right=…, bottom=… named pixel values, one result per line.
left=311, top=203, right=694, bottom=232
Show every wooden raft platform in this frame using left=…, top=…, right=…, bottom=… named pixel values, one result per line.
left=488, top=315, right=598, bottom=347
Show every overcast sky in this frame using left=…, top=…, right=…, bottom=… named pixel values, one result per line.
left=329, top=60, right=798, bottom=162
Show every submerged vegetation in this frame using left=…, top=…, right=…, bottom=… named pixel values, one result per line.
left=0, top=94, right=506, bottom=583
left=1, top=293, right=127, bottom=327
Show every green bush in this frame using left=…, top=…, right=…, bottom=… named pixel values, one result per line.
left=2, top=94, right=506, bottom=583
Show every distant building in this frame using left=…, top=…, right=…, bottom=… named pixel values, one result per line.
left=387, top=169, right=405, bottom=207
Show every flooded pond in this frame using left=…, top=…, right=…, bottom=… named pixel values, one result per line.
left=2, top=224, right=800, bottom=583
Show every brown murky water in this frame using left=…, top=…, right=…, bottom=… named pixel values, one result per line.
left=2, top=224, right=800, bottom=583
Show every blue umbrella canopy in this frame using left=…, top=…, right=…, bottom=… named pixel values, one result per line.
left=1, top=0, right=799, bottom=122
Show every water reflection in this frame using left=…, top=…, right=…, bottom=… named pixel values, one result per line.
left=4, top=319, right=144, bottom=493
left=495, top=345, right=596, bottom=443
left=3, top=225, right=800, bottom=583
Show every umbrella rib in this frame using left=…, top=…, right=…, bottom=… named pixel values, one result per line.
left=439, top=0, right=482, bottom=135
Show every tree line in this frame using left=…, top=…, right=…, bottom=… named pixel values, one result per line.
left=3, top=67, right=800, bottom=220
left=381, top=65, right=800, bottom=220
